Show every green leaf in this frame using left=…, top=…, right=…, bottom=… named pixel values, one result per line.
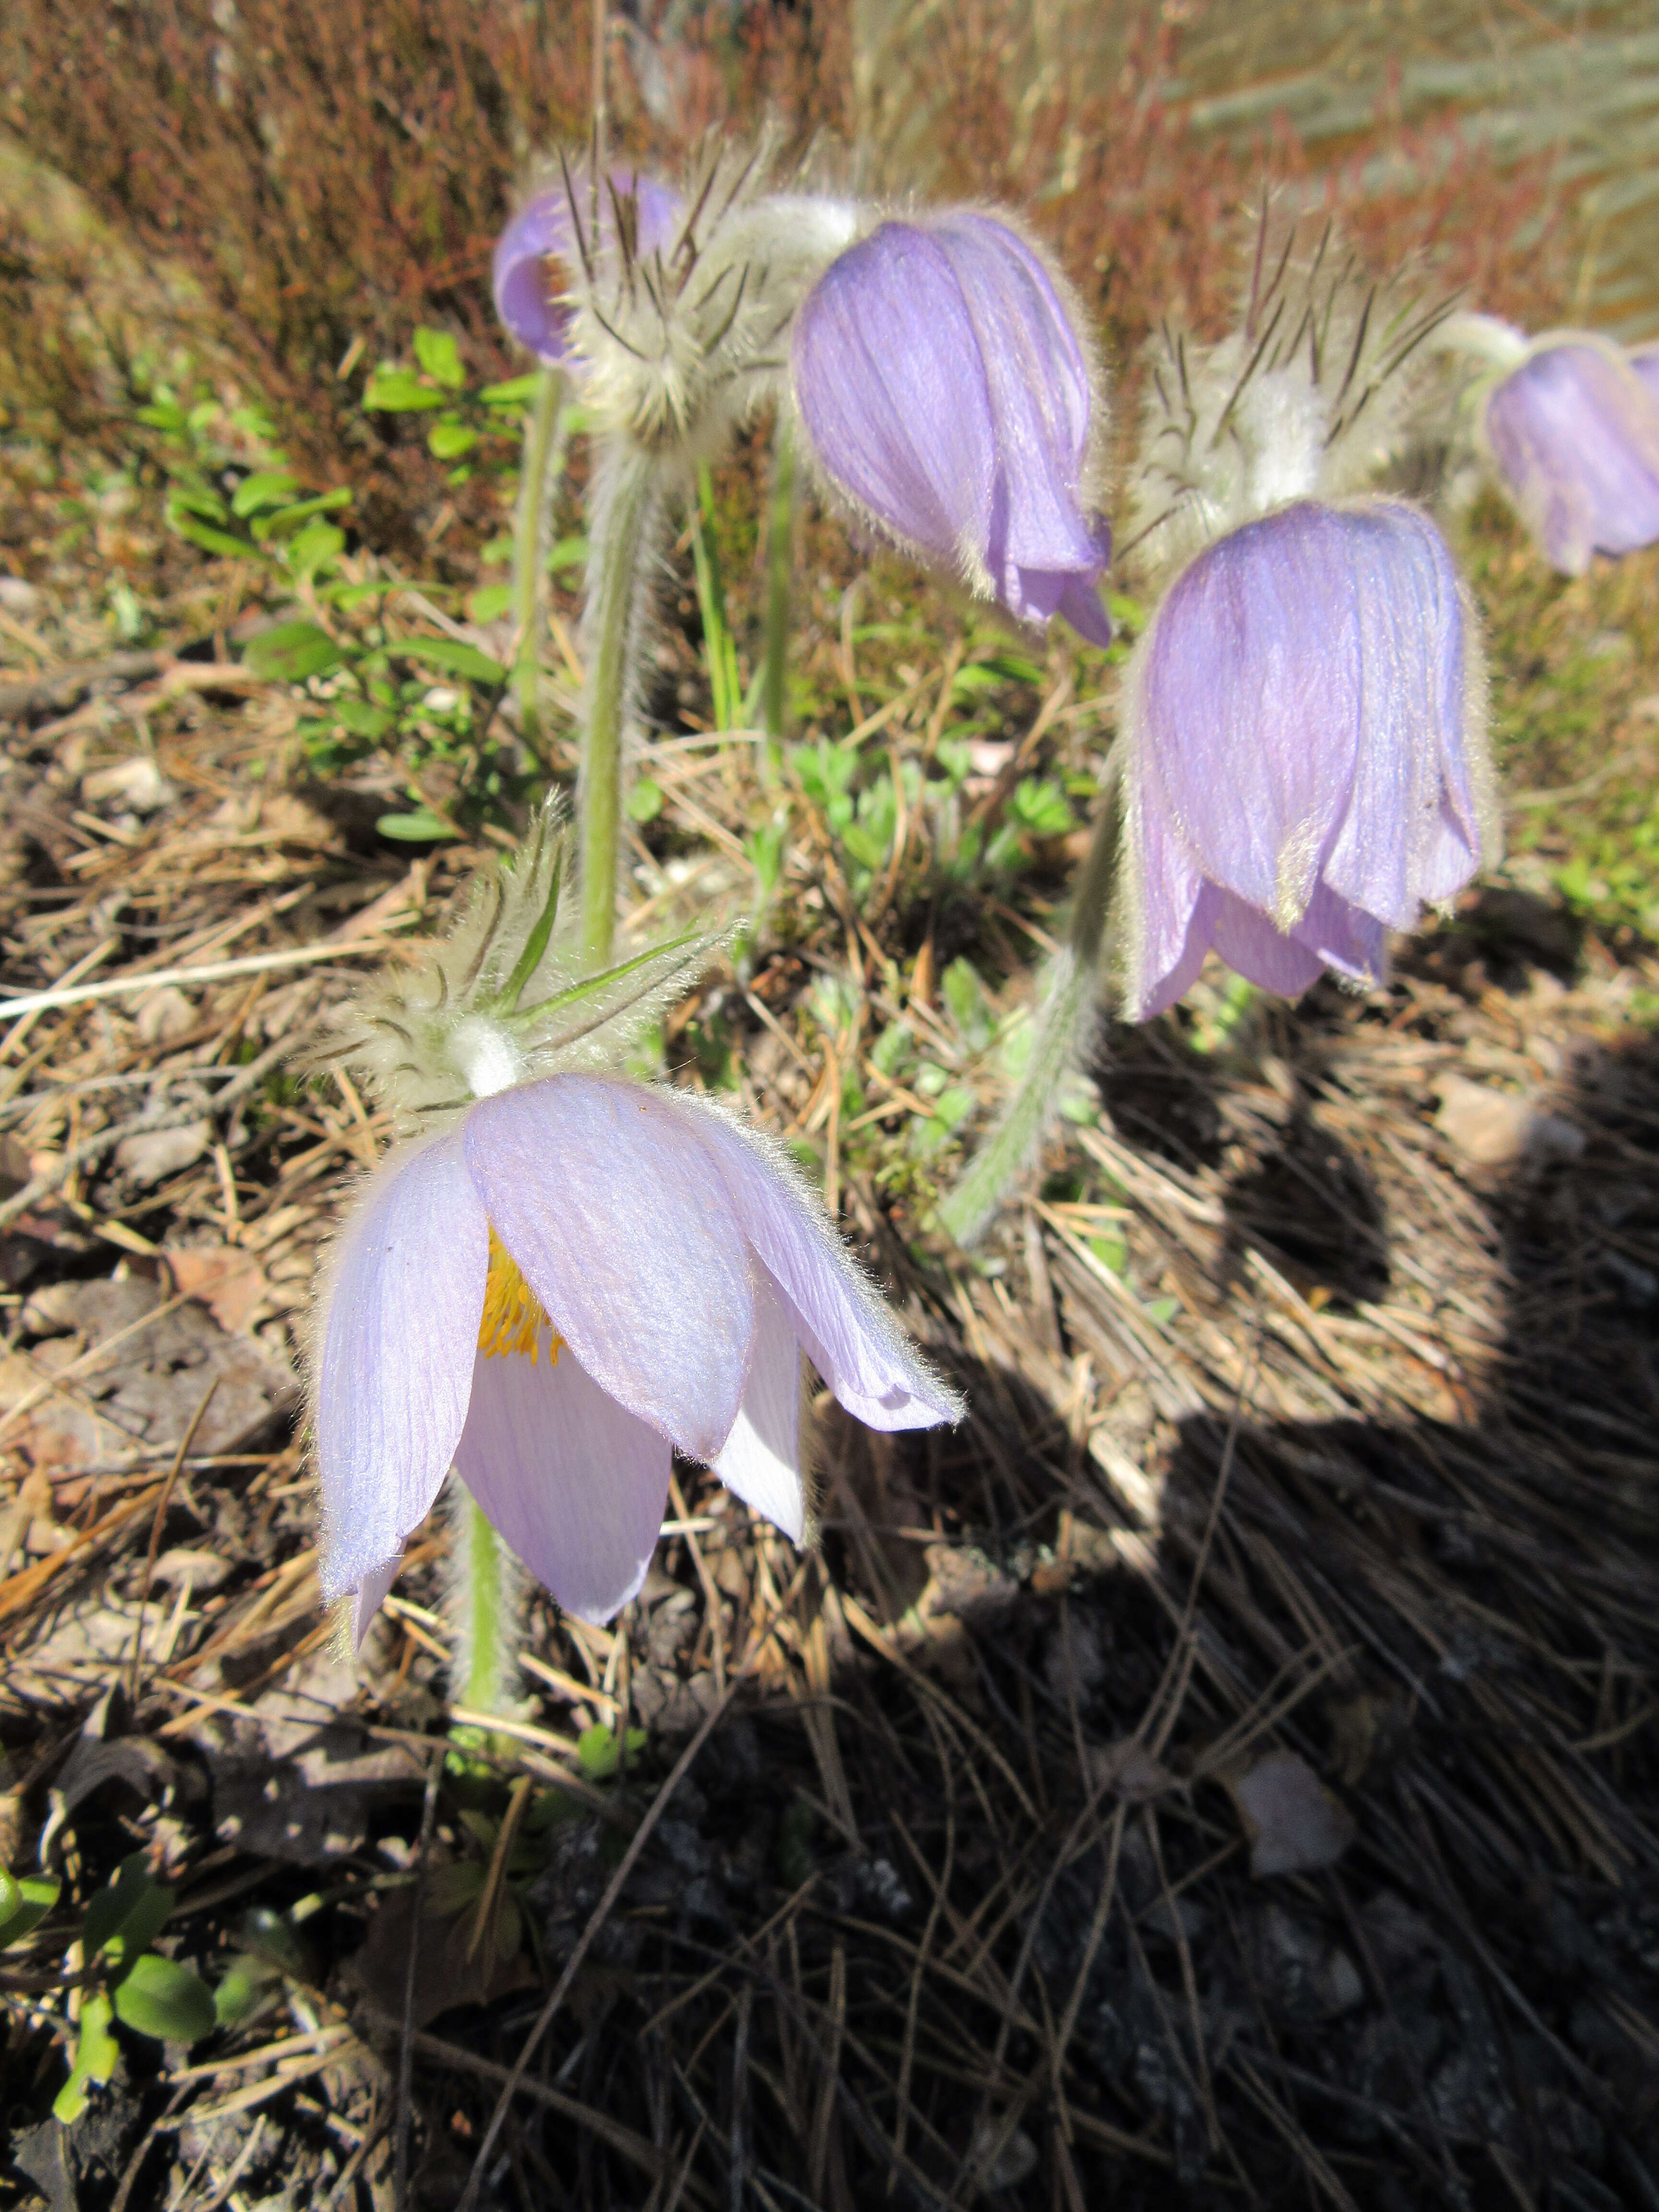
left=626, top=780, right=663, bottom=824
left=84, top=1853, right=174, bottom=1966
left=136, top=400, right=189, bottom=434
left=54, top=1991, right=118, bottom=2123
left=547, top=534, right=589, bottom=574
left=1088, top=1231, right=1129, bottom=1275
left=1009, top=777, right=1076, bottom=838
left=213, top=1953, right=279, bottom=2028
left=258, top=488, right=351, bottom=535
left=0, top=1871, right=58, bottom=1948
left=1145, top=1296, right=1179, bottom=1327
left=376, top=809, right=460, bottom=842
left=428, top=420, right=480, bottom=461
left=467, top=582, right=514, bottom=625
left=113, top=1954, right=217, bottom=2044
left=170, top=512, right=260, bottom=563
left=284, top=518, right=346, bottom=585
left=363, top=370, right=446, bottom=412
left=330, top=697, right=394, bottom=740
left=167, top=484, right=230, bottom=524
left=479, top=373, right=543, bottom=407
left=577, top=1722, right=647, bottom=1780
left=231, top=469, right=300, bottom=518
left=413, top=325, right=466, bottom=390
left=242, top=621, right=344, bottom=685
left=387, top=637, right=505, bottom=685
left=942, top=958, right=993, bottom=1048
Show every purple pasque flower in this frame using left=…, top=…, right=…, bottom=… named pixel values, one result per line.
left=1479, top=334, right=1659, bottom=576
left=791, top=211, right=1112, bottom=644
left=1630, top=343, right=1659, bottom=406
left=1121, top=498, right=1497, bottom=1020
left=493, top=171, right=682, bottom=364
left=316, top=1076, right=960, bottom=1638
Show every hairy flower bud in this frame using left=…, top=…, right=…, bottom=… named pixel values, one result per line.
left=493, top=170, right=682, bottom=366
left=1130, top=218, right=1454, bottom=583
left=1478, top=334, right=1659, bottom=575
left=791, top=210, right=1112, bottom=643
left=1120, top=499, right=1498, bottom=1019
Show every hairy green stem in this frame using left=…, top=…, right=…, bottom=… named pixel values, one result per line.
left=579, top=441, right=657, bottom=969
left=761, top=415, right=796, bottom=777
left=935, top=748, right=1123, bottom=1247
left=454, top=1485, right=518, bottom=1724
left=511, top=366, right=566, bottom=754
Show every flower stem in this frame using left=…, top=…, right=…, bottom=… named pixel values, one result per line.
left=511, top=365, right=566, bottom=755
left=761, top=414, right=796, bottom=780
left=453, top=1483, right=519, bottom=1726
left=579, top=440, right=657, bottom=969
left=935, top=749, right=1122, bottom=1247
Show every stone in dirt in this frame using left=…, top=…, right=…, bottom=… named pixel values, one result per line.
left=1435, top=1073, right=1585, bottom=1168
left=1227, top=1748, right=1358, bottom=1877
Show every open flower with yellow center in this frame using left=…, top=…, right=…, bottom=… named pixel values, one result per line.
left=315, top=1074, right=962, bottom=1638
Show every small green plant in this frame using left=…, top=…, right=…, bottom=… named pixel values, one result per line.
left=2, top=1854, right=216, bottom=2123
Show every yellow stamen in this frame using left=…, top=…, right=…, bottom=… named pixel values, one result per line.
left=478, top=1229, right=563, bottom=1364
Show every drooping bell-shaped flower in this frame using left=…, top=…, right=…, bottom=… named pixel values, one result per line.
left=791, top=211, right=1113, bottom=644
left=308, top=809, right=960, bottom=1639
left=1478, top=334, right=1659, bottom=576
left=493, top=169, right=683, bottom=366
left=1120, top=498, right=1498, bottom=1020
left=316, top=1077, right=961, bottom=1636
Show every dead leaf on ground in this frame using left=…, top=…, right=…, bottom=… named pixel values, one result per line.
left=1226, top=1749, right=1358, bottom=1877
left=164, top=1243, right=271, bottom=1334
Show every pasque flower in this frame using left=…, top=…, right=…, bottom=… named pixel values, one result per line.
left=1631, top=344, right=1659, bottom=405
left=317, top=1077, right=960, bottom=1638
left=1478, top=333, right=1659, bottom=575
left=1120, top=498, right=1498, bottom=1019
left=493, top=170, right=683, bottom=366
left=791, top=211, right=1113, bottom=644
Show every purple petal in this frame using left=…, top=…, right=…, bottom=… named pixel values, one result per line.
left=1209, top=892, right=1327, bottom=998
left=685, top=1103, right=962, bottom=1432
left=713, top=1278, right=805, bottom=1541
left=1292, top=884, right=1387, bottom=986
left=792, top=222, right=997, bottom=576
left=350, top=1558, right=403, bottom=1653
left=493, top=172, right=681, bottom=363
left=1319, top=502, right=1474, bottom=928
left=463, top=1076, right=754, bottom=1464
left=1138, top=503, right=1364, bottom=927
left=1483, top=338, right=1659, bottom=574
left=1632, top=345, right=1659, bottom=405
left=1136, top=883, right=1218, bottom=1019
left=1124, top=740, right=1208, bottom=1020
left=315, top=1133, right=487, bottom=1605
left=454, top=1344, right=671, bottom=1624
left=927, top=213, right=1101, bottom=590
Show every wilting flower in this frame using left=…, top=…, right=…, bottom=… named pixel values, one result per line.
left=1478, top=334, right=1659, bottom=575
left=317, top=1077, right=961, bottom=1636
left=493, top=169, right=683, bottom=366
left=791, top=211, right=1112, bottom=643
left=1120, top=498, right=1498, bottom=1019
